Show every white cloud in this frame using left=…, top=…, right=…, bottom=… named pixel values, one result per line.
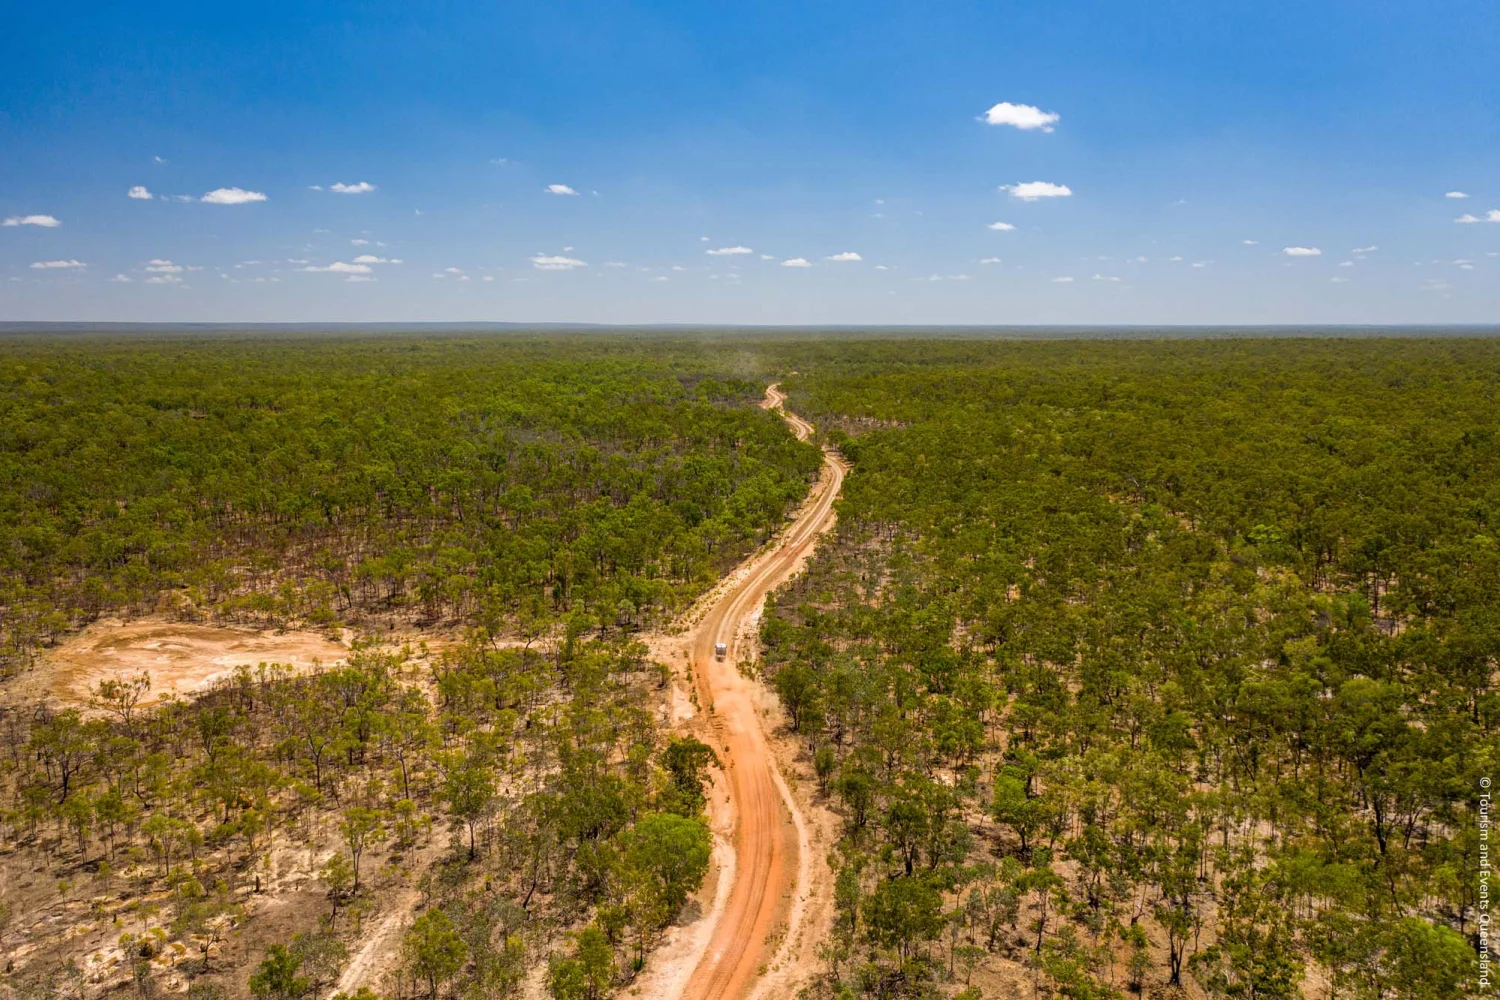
left=1282, top=246, right=1322, bottom=256
left=351, top=238, right=369, bottom=246
left=545, top=184, right=578, bottom=196
left=1002, top=181, right=1072, bottom=201
left=1446, top=191, right=1469, bottom=199
left=1168, top=255, right=1183, bottom=262
left=201, top=187, right=267, bottom=205
left=1338, top=260, right=1354, bottom=267
left=760, top=254, right=776, bottom=261
left=1191, top=261, right=1211, bottom=268
left=781, top=257, right=812, bottom=268
left=1490, top=210, right=1500, bottom=223
left=3, top=214, right=62, bottom=227
left=987, top=221, right=1016, bottom=231
left=145, top=273, right=184, bottom=285
left=30, top=259, right=85, bottom=269
left=979, top=257, right=1002, bottom=264
left=1092, top=274, right=1121, bottom=282
left=826, top=251, right=862, bottom=262
left=445, top=266, right=464, bottom=274
left=706, top=246, right=754, bottom=256
left=1351, top=245, right=1378, bottom=254
left=604, top=261, right=627, bottom=267
left=128, top=186, right=154, bottom=200
left=345, top=275, right=377, bottom=283
left=145, top=259, right=183, bottom=273
left=1330, top=276, right=1350, bottom=283
left=1050, top=276, right=1074, bottom=283
left=981, top=101, right=1060, bottom=132
left=651, top=275, right=668, bottom=282
left=153, top=155, right=167, bottom=164
left=108, top=274, right=132, bottom=283
left=1455, top=214, right=1481, bottom=224
left=531, top=254, right=587, bottom=270
left=299, top=261, right=373, bottom=274
left=1242, top=239, right=1258, bottom=245
left=353, top=254, right=401, bottom=264
left=1421, top=279, right=1451, bottom=292
left=329, top=181, right=376, bottom=194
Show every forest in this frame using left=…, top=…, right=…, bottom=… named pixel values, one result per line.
left=761, top=337, right=1497, bottom=998
left=2, top=331, right=1496, bottom=1000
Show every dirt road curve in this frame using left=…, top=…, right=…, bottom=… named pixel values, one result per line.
left=677, top=383, right=847, bottom=1000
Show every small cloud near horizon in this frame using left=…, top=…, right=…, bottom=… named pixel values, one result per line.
left=202, top=188, right=267, bottom=205
left=1003, top=181, right=1072, bottom=201
left=299, top=261, right=372, bottom=274
left=532, top=254, right=587, bottom=270
left=4, top=214, right=62, bottom=227
left=981, top=102, right=1060, bottom=132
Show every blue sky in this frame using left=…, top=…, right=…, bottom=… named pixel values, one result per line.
left=2, top=0, right=1497, bottom=325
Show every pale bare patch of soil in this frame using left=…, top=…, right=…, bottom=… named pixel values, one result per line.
left=23, top=618, right=353, bottom=707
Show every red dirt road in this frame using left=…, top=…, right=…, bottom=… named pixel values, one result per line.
left=678, top=383, right=846, bottom=1000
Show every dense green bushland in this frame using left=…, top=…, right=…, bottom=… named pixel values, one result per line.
left=0, top=335, right=821, bottom=672
left=763, top=338, right=1499, bottom=998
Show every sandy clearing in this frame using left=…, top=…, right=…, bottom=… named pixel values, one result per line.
left=34, top=619, right=352, bottom=706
